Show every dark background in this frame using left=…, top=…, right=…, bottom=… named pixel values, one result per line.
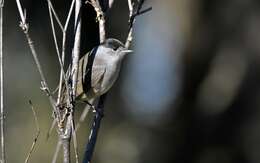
left=3, top=0, right=260, bottom=163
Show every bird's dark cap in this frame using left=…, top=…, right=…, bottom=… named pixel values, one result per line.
left=102, top=38, right=125, bottom=50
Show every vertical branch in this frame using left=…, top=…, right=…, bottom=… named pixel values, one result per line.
left=52, top=139, right=62, bottom=163
left=125, top=0, right=133, bottom=49
left=71, top=0, right=82, bottom=99
left=89, top=0, right=106, bottom=42
left=82, top=1, right=108, bottom=162
left=82, top=94, right=106, bottom=163
left=47, top=0, right=73, bottom=106
left=57, top=0, right=75, bottom=105
left=61, top=133, right=71, bottom=163
left=47, top=3, right=63, bottom=104
left=0, top=0, right=5, bottom=162
left=60, top=0, right=82, bottom=162
left=46, top=1, right=79, bottom=162
left=68, top=0, right=82, bottom=162
left=71, top=118, right=79, bottom=163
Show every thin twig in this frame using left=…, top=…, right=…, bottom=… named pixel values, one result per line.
left=125, top=0, right=151, bottom=48
left=0, top=0, right=5, bottom=162
left=61, top=113, right=74, bottom=163
left=61, top=0, right=82, bottom=162
left=46, top=0, right=76, bottom=143
left=51, top=139, right=62, bottom=163
left=16, top=0, right=26, bottom=25
left=71, top=0, right=82, bottom=99
left=47, top=4, right=62, bottom=71
left=89, top=0, right=106, bottom=42
left=61, top=135, right=71, bottom=163
left=71, top=118, right=79, bottom=163
left=47, top=1, right=69, bottom=105
left=82, top=1, right=108, bottom=162
left=59, top=0, right=82, bottom=162
left=64, top=0, right=76, bottom=31
left=25, top=100, right=40, bottom=163
left=15, top=0, right=61, bottom=123
left=57, top=0, right=75, bottom=105
left=46, top=0, right=64, bottom=31
left=83, top=94, right=106, bottom=163
left=46, top=118, right=56, bottom=140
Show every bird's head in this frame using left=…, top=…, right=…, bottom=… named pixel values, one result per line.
left=101, top=38, right=132, bottom=58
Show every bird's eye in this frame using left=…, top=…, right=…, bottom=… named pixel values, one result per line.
left=112, top=46, right=118, bottom=51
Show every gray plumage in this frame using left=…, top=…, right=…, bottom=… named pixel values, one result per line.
left=75, top=38, right=131, bottom=103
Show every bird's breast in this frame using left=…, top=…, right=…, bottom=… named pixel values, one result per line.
left=100, top=60, right=122, bottom=94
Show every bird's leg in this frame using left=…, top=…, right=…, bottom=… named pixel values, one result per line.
left=79, top=100, right=104, bottom=117
left=82, top=100, right=96, bottom=112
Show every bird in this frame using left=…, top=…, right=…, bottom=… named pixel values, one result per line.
left=62, top=38, right=132, bottom=107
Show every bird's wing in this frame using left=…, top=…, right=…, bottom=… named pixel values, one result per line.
left=91, top=57, right=107, bottom=92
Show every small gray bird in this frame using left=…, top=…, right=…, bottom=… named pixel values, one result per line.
left=71, top=38, right=131, bottom=105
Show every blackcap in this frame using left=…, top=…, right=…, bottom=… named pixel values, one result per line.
left=73, top=38, right=132, bottom=104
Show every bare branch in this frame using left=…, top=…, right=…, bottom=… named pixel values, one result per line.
left=125, top=0, right=134, bottom=48
left=134, top=6, right=152, bottom=16
left=46, top=0, right=64, bottom=31
left=82, top=94, right=106, bottom=163
left=15, top=0, right=61, bottom=121
left=64, top=0, right=76, bottom=31
left=47, top=2, right=70, bottom=105
left=57, top=0, right=76, bottom=105
left=25, top=100, right=40, bottom=163
left=0, top=0, right=5, bottom=162
left=61, top=114, right=73, bottom=163
left=52, top=139, right=62, bottom=163
left=46, top=118, right=56, bottom=140
left=16, top=0, right=26, bottom=25
left=88, top=0, right=106, bottom=42
left=59, top=0, right=82, bottom=162
left=62, top=137, right=71, bottom=163
left=71, top=0, right=82, bottom=99
left=71, top=118, right=79, bottom=163
left=125, top=0, right=151, bottom=48
left=47, top=4, right=63, bottom=73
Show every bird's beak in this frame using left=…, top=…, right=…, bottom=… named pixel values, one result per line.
left=122, top=49, right=133, bottom=54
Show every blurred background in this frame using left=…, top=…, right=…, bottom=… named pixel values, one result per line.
left=3, top=0, right=260, bottom=162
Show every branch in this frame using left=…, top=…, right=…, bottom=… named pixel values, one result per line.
left=81, top=1, right=109, bottom=162
left=59, top=0, right=82, bottom=162
left=46, top=118, right=56, bottom=140
left=46, top=0, right=64, bottom=31
left=61, top=131, right=71, bottom=163
left=0, top=0, right=5, bottom=162
left=71, top=0, right=82, bottom=100
left=88, top=0, right=106, bottom=42
left=47, top=0, right=72, bottom=105
left=64, top=0, right=82, bottom=162
left=71, top=118, right=79, bottom=163
left=15, top=0, right=61, bottom=122
left=52, top=139, right=62, bottom=163
left=125, top=0, right=151, bottom=48
left=82, top=94, right=106, bottom=163
left=57, top=0, right=75, bottom=105
left=25, top=100, right=40, bottom=163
